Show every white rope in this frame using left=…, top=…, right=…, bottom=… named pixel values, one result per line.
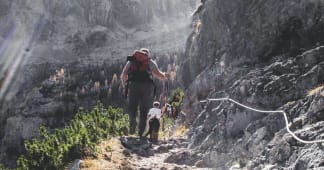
left=200, top=98, right=324, bottom=144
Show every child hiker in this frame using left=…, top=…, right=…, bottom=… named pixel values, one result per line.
left=145, top=101, right=162, bottom=143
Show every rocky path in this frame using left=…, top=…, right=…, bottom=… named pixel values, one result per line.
left=74, top=136, right=208, bottom=170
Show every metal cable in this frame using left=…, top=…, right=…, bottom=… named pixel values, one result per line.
left=200, top=98, right=324, bottom=144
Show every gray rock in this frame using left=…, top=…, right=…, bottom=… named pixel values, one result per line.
left=183, top=0, right=324, bottom=169
left=155, top=145, right=169, bottom=153
left=68, top=159, right=83, bottom=170
left=164, top=151, right=196, bottom=166
left=194, top=159, right=205, bottom=168
left=122, top=149, right=131, bottom=157
left=120, top=136, right=153, bottom=157
left=0, top=116, right=44, bottom=165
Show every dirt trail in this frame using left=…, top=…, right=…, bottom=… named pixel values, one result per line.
left=78, top=136, right=209, bottom=170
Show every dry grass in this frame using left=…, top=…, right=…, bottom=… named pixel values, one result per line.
left=171, top=125, right=189, bottom=137
left=80, top=160, right=96, bottom=169
left=80, top=138, right=133, bottom=170
left=307, top=85, right=324, bottom=96
left=159, top=128, right=171, bottom=139
left=158, top=121, right=189, bottom=139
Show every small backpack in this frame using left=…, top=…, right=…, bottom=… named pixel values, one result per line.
left=126, top=50, right=152, bottom=82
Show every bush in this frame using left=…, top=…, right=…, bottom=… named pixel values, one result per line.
left=16, top=102, right=128, bottom=170
left=168, top=88, right=184, bottom=118
left=160, top=88, right=185, bottom=137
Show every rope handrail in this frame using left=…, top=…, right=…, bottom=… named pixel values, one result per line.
left=200, top=98, right=324, bottom=144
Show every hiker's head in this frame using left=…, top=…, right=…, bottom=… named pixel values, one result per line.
left=153, top=101, right=160, bottom=108
left=140, top=48, right=150, bottom=56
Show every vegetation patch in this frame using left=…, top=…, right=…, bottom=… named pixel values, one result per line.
left=160, top=88, right=185, bottom=138
left=10, top=102, right=128, bottom=170
left=168, top=88, right=185, bottom=118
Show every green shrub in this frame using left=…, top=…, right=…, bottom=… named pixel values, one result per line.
left=168, top=88, right=184, bottom=117
left=16, top=102, right=128, bottom=170
left=160, top=88, right=185, bottom=137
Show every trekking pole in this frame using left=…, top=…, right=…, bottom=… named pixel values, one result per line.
left=161, top=79, right=166, bottom=131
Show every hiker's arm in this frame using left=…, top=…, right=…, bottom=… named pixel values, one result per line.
left=121, top=62, right=130, bottom=88
left=150, top=60, right=169, bottom=80
left=152, top=69, right=167, bottom=81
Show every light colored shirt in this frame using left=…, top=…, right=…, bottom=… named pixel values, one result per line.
left=147, top=107, right=162, bottom=119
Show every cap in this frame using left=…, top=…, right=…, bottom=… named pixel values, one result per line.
left=153, top=101, right=160, bottom=107
left=140, top=48, right=150, bottom=55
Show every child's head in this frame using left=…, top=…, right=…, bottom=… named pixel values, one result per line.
left=153, top=101, right=160, bottom=108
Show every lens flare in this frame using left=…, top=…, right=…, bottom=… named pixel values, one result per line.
left=0, top=0, right=49, bottom=103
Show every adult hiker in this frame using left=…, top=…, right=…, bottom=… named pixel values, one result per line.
left=121, top=48, right=168, bottom=138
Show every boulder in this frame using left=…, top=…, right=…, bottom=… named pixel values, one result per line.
left=120, top=136, right=153, bottom=157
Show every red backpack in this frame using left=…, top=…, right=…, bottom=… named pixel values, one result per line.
left=126, top=50, right=152, bottom=82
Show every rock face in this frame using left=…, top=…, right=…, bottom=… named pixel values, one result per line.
left=183, top=0, right=324, bottom=169
left=0, top=0, right=195, bottom=167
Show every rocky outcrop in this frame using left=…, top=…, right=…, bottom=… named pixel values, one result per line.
left=187, top=47, right=324, bottom=169
left=183, top=0, right=324, bottom=169
left=181, top=0, right=324, bottom=86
